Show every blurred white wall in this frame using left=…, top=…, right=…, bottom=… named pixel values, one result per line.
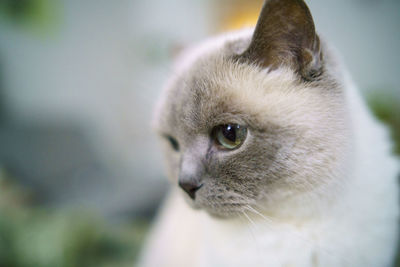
left=308, top=0, right=400, bottom=96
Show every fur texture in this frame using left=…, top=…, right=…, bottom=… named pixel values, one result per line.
left=139, top=1, right=399, bottom=266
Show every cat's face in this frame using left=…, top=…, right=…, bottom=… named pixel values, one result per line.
left=154, top=0, right=350, bottom=219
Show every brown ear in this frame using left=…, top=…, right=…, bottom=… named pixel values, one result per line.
left=239, top=0, right=322, bottom=80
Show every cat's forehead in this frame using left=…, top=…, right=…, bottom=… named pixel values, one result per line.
left=161, top=55, right=239, bottom=134
left=157, top=51, right=305, bottom=135
left=154, top=32, right=254, bottom=135
left=154, top=32, right=340, bottom=138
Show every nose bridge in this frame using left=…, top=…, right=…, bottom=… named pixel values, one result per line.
left=180, top=146, right=203, bottom=183
left=180, top=136, right=208, bottom=177
left=178, top=143, right=204, bottom=200
left=178, top=137, right=208, bottom=199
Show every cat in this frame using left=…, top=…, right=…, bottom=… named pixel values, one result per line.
left=139, top=0, right=399, bottom=266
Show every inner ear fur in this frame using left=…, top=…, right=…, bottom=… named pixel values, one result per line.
left=239, top=0, right=322, bottom=80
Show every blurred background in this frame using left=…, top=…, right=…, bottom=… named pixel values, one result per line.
left=0, top=0, right=399, bottom=266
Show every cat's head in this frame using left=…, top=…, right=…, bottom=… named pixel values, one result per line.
left=154, top=0, right=350, bottom=219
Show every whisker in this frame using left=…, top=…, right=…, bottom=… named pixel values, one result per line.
left=244, top=205, right=274, bottom=224
left=240, top=210, right=264, bottom=258
left=242, top=210, right=258, bottom=230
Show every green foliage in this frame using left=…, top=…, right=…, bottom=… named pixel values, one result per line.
left=0, top=170, right=149, bottom=267
left=0, top=0, right=60, bottom=35
left=367, top=91, right=400, bottom=155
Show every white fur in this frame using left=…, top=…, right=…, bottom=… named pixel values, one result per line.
left=139, top=30, right=399, bottom=267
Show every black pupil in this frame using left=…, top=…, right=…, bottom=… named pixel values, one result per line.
left=222, top=124, right=236, bottom=142
left=168, top=136, right=179, bottom=151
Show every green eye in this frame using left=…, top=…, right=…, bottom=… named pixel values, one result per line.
left=214, top=124, right=247, bottom=150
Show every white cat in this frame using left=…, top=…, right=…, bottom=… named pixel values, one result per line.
left=139, top=0, right=399, bottom=266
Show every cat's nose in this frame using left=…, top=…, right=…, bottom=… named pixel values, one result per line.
left=178, top=180, right=203, bottom=200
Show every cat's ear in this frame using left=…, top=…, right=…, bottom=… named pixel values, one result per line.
left=240, top=0, right=322, bottom=80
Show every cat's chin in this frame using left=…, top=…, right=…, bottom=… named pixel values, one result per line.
left=182, top=197, right=203, bottom=210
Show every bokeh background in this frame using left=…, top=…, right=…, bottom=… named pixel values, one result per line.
left=0, top=0, right=399, bottom=266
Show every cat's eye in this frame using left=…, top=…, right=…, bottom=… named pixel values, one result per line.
left=213, top=124, right=247, bottom=150
left=166, top=135, right=179, bottom=151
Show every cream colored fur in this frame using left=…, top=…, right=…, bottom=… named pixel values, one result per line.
left=139, top=29, right=399, bottom=267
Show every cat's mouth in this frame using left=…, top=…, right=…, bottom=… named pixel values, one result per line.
left=178, top=182, right=253, bottom=218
